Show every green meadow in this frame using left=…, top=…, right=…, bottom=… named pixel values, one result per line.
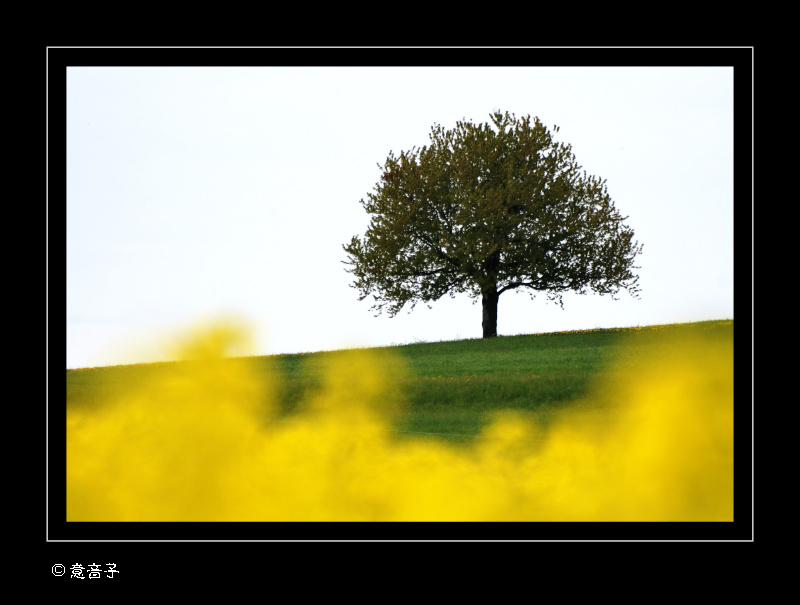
left=67, top=319, right=734, bottom=445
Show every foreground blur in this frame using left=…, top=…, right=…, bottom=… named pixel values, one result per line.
left=67, top=323, right=733, bottom=521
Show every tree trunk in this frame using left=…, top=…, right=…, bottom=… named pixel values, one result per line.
left=482, top=288, right=499, bottom=338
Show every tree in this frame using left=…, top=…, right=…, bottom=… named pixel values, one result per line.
left=343, top=111, right=643, bottom=339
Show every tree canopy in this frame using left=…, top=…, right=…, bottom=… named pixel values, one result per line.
left=343, top=111, right=642, bottom=338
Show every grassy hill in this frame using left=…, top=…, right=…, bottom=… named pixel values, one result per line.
left=67, top=319, right=733, bottom=444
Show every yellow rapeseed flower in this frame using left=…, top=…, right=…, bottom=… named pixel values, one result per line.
left=67, top=321, right=733, bottom=521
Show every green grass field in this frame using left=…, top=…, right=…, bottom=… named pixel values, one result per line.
left=67, top=319, right=734, bottom=445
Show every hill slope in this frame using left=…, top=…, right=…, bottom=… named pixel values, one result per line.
left=67, top=319, right=733, bottom=442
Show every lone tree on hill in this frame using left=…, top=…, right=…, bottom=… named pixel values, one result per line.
left=343, top=111, right=643, bottom=338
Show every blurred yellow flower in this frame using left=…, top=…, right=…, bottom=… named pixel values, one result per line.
left=67, top=321, right=733, bottom=521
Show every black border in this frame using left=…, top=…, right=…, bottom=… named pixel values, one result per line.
left=48, top=46, right=753, bottom=557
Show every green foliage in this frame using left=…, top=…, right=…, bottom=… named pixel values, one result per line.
left=343, top=111, right=643, bottom=325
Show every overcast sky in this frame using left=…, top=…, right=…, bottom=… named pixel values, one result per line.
left=65, top=65, right=734, bottom=369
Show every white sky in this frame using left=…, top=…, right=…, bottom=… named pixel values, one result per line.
left=65, top=65, right=734, bottom=369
